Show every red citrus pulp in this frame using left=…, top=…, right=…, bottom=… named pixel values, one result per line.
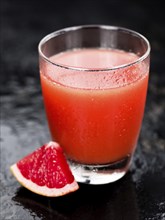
left=10, top=141, right=79, bottom=197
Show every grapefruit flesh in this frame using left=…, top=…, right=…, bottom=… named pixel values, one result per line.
left=10, top=141, right=79, bottom=197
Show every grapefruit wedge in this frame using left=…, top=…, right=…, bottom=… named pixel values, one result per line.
left=10, top=141, right=79, bottom=197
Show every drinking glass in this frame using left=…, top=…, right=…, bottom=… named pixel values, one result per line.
left=38, top=25, right=150, bottom=184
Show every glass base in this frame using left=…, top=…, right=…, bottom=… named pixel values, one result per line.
left=68, top=155, right=132, bottom=185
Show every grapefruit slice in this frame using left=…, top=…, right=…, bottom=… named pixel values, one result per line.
left=10, top=141, right=79, bottom=197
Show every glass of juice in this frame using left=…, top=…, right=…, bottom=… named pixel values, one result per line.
left=38, top=25, right=150, bottom=184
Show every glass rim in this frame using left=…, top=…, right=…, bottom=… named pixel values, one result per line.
left=38, top=24, right=151, bottom=72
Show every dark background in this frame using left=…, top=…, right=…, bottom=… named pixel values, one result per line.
left=1, top=0, right=165, bottom=219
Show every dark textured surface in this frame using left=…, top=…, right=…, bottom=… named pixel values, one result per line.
left=1, top=0, right=165, bottom=219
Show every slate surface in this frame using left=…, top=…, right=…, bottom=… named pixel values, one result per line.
left=1, top=0, right=165, bottom=219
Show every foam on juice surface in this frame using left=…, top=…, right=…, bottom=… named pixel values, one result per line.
left=46, top=48, right=146, bottom=89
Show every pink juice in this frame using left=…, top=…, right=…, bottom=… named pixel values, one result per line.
left=40, top=48, right=149, bottom=164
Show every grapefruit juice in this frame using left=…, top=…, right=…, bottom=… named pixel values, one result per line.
left=40, top=48, right=149, bottom=165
